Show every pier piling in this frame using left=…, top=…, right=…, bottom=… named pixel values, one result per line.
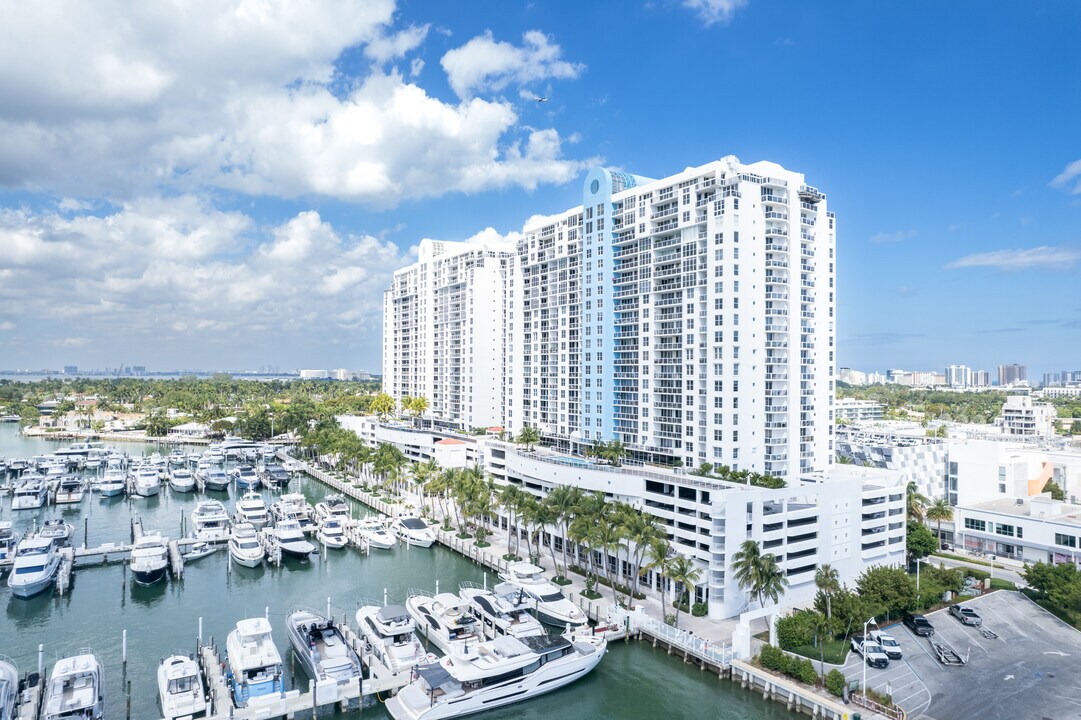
left=122, top=629, right=127, bottom=664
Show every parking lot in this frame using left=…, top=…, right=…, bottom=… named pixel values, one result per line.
left=840, top=591, right=1081, bottom=720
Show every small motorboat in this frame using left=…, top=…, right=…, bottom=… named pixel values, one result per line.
left=229, top=524, right=265, bottom=568
left=37, top=519, right=75, bottom=547
left=53, top=475, right=87, bottom=504
left=200, top=467, right=230, bottom=492
left=316, top=519, right=348, bottom=549
left=130, top=533, right=169, bottom=585
left=95, top=465, right=127, bottom=497
left=169, top=468, right=196, bottom=493
left=285, top=608, right=361, bottom=685
left=358, top=518, right=397, bottom=549
left=390, top=516, right=436, bottom=548
left=182, top=541, right=216, bottom=562
left=157, top=654, right=206, bottom=720
left=259, top=463, right=291, bottom=488
left=42, top=652, right=104, bottom=720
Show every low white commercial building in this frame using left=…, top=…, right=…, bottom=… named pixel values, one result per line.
left=955, top=495, right=1081, bottom=564
left=834, top=399, right=886, bottom=423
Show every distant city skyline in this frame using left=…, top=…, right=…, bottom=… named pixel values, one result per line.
left=0, top=2, right=1078, bottom=375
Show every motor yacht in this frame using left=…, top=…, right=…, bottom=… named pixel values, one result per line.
left=11, top=474, right=49, bottom=510
left=385, top=633, right=606, bottom=720
left=274, top=519, right=316, bottom=558
left=190, top=500, right=231, bottom=542
left=229, top=524, right=266, bottom=568
left=7, top=537, right=61, bottom=598
left=95, top=462, right=127, bottom=497
left=131, top=466, right=160, bottom=497
left=200, top=467, right=230, bottom=492
left=130, top=533, right=169, bottom=585
left=157, top=654, right=206, bottom=720
left=226, top=618, right=284, bottom=708
left=168, top=449, right=187, bottom=467
left=406, top=592, right=482, bottom=657
left=285, top=608, right=361, bottom=685
left=316, top=519, right=348, bottom=549
left=169, top=468, right=196, bottom=493
left=42, top=652, right=104, bottom=720
left=270, top=493, right=315, bottom=533
left=459, top=582, right=547, bottom=641
left=497, top=563, right=587, bottom=629
left=230, top=464, right=260, bottom=490
left=391, top=516, right=436, bottom=548
left=314, top=494, right=351, bottom=525
left=234, top=490, right=270, bottom=530
left=0, top=522, right=20, bottom=565
left=0, top=657, right=16, bottom=720
left=358, top=518, right=397, bottom=550
left=37, top=519, right=75, bottom=547
left=259, top=463, right=291, bottom=489
left=54, top=475, right=87, bottom=504
left=7, top=458, right=28, bottom=474
left=355, top=604, right=431, bottom=675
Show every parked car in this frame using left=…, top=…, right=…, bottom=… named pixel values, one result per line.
left=903, top=612, right=935, bottom=636
left=949, top=605, right=982, bottom=626
left=867, top=629, right=903, bottom=660
left=850, top=635, right=890, bottom=669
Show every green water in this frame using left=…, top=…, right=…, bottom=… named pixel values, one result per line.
left=0, top=425, right=787, bottom=719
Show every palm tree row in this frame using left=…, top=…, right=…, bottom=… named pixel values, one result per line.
left=690, top=463, right=786, bottom=489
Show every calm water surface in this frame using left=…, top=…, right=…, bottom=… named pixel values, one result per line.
left=0, top=425, right=787, bottom=719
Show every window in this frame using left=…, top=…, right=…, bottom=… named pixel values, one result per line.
left=964, top=518, right=986, bottom=532
left=994, top=523, right=1015, bottom=537
left=1056, top=533, right=1077, bottom=548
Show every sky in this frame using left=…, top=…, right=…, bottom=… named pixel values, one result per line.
left=0, top=0, right=1079, bottom=378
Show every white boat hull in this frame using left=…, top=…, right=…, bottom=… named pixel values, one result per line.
left=230, top=549, right=264, bottom=568
left=8, top=561, right=59, bottom=598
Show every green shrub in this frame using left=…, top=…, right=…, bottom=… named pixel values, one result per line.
left=776, top=610, right=818, bottom=650
left=794, top=657, right=818, bottom=685
left=964, top=567, right=990, bottom=581
left=691, top=602, right=708, bottom=617
left=757, top=645, right=818, bottom=685
left=825, top=669, right=846, bottom=697
left=758, top=644, right=785, bottom=671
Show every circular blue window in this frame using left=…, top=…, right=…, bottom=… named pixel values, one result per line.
left=590, top=179, right=600, bottom=194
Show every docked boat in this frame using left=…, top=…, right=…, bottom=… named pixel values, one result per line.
left=358, top=518, right=397, bottom=549
left=200, top=466, right=230, bottom=492
left=386, top=633, right=607, bottom=720
left=314, top=494, right=351, bottom=525
left=226, top=618, right=285, bottom=708
left=259, top=463, right=291, bottom=488
left=406, top=592, right=482, bottom=657
left=273, top=520, right=316, bottom=558
left=0, top=522, right=20, bottom=565
left=8, top=537, right=61, bottom=597
left=391, top=516, right=436, bottom=548
left=229, top=524, right=266, bottom=568
left=130, top=533, right=169, bottom=585
left=54, top=442, right=101, bottom=459
left=355, top=604, right=431, bottom=675
left=42, top=652, right=104, bottom=720
left=285, top=608, right=361, bottom=685
left=131, top=466, right=160, bottom=497
left=234, top=491, right=270, bottom=530
left=157, top=654, right=206, bottom=720
left=183, top=541, right=216, bottom=562
left=168, top=449, right=187, bottom=467
left=54, top=475, right=87, bottom=504
left=95, top=463, right=127, bottom=497
left=11, top=475, right=49, bottom=510
left=7, top=458, right=29, bottom=474
left=37, top=519, right=75, bottom=547
left=169, top=468, right=196, bottom=493
left=270, top=493, right=315, bottom=533
left=459, top=582, right=547, bottom=640
left=316, top=519, right=348, bottom=549
left=230, top=464, right=260, bottom=490
left=0, top=657, right=16, bottom=720
left=191, top=500, right=231, bottom=542
left=497, top=563, right=587, bottom=629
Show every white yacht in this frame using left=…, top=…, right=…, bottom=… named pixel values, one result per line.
left=459, top=582, right=547, bottom=641
left=314, top=494, right=351, bottom=525
left=358, top=518, right=397, bottom=550
left=355, top=604, right=431, bottom=675
left=168, top=449, right=187, bottom=467
left=260, top=463, right=291, bottom=488
left=230, top=464, right=260, bottom=490
left=201, top=466, right=231, bottom=492
left=271, top=493, right=315, bottom=533
left=7, top=537, right=61, bottom=598
left=285, top=608, right=361, bottom=685
left=234, top=490, right=270, bottom=529
left=0, top=657, right=16, bottom=720
left=131, top=466, right=160, bottom=497
left=391, top=516, right=436, bottom=548
left=497, top=563, right=587, bottom=629
left=42, top=652, right=104, bottom=720
left=386, top=633, right=607, bottom=720
left=274, top=519, right=316, bottom=558
left=54, top=475, right=87, bottom=504
left=0, top=522, right=20, bottom=565
left=95, top=464, right=127, bottom=497
left=406, top=592, right=482, bottom=657
left=226, top=618, right=285, bottom=708
left=228, top=524, right=266, bottom=568
left=316, top=519, right=348, bottom=549
left=54, top=442, right=99, bottom=459
left=130, top=533, right=169, bottom=585
left=169, top=468, right=196, bottom=493
left=191, top=500, right=231, bottom=542
left=157, top=654, right=206, bottom=720
left=11, top=475, right=49, bottom=510
left=37, top=519, right=75, bottom=547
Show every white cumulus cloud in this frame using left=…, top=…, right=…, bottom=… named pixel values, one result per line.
left=365, top=24, right=430, bottom=63
left=441, top=30, right=583, bottom=99
left=682, top=0, right=749, bottom=26
left=946, top=246, right=1081, bottom=270
left=1051, top=159, right=1081, bottom=194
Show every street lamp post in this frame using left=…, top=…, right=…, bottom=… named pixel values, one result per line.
left=990, top=554, right=996, bottom=584
left=863, top=616, right=877, bottom=699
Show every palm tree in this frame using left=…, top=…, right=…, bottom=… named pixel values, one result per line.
left=667, top=555, right=702, bottom=628
left=645, top=538, right=673, bottom=620
left=605, top=439, right=627, bottom=467
left=757, top=553, right=789, bottom=607
left=906, top=480, right=929, bottom=523
left=621, top=509, right=659, bottom=600
left=926, top=498, right=953, bottom=550
left=498, top=484, right=526, bottom=558
left=545, top=485, right=583, bottom=578
left=814, top=564, right=840, bottom=622
left=593, top=520, right=627, bottom=604
left=731, top=539, right=764, bottom=607
left=568, top=514, right=597, bottom=584
left=369, top=392, right=397, bottom=422
left=515, top=425, right=540, bottom=452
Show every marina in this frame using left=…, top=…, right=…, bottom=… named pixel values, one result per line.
left=0, top=426, right=790, bottom=720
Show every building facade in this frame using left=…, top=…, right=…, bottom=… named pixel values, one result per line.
left=998, top=363, right=1027, bottom=387
left=834, top=399, right=886, bottom=423
left=999, top=394, right=1056, bottom=436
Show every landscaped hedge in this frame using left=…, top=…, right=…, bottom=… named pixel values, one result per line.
left=825, top=669, right=846, bottom=697
left=758, top=644, right=819, bottom=685
left=776, top=610, right=818, bottom=649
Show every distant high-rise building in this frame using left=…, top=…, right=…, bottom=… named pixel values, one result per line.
left=63, top=365, right=78, bottom=375
left=945, top=364, right=972, bottom=388
left=971, top=370, right=990, bottom=387
left=299, top=369, right=329, bottom=379
left=131, top=365, right=147, bottom=376
left=998, top=363, right=1026, bottom=387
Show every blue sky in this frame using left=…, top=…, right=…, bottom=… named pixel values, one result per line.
left=0, top=0, right=1078, bottom=378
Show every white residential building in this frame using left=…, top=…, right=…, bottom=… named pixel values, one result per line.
left=382, top=238, right=517, bottom=431
left=998, top=394, right=1056, bottom=436
left=945, top=364, right=972, bottom=388
left=507, top=157, right=836, bottom=481
left=834, top=399, right=886, bottom=423
left=298, top=369, right=329, bottom=379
